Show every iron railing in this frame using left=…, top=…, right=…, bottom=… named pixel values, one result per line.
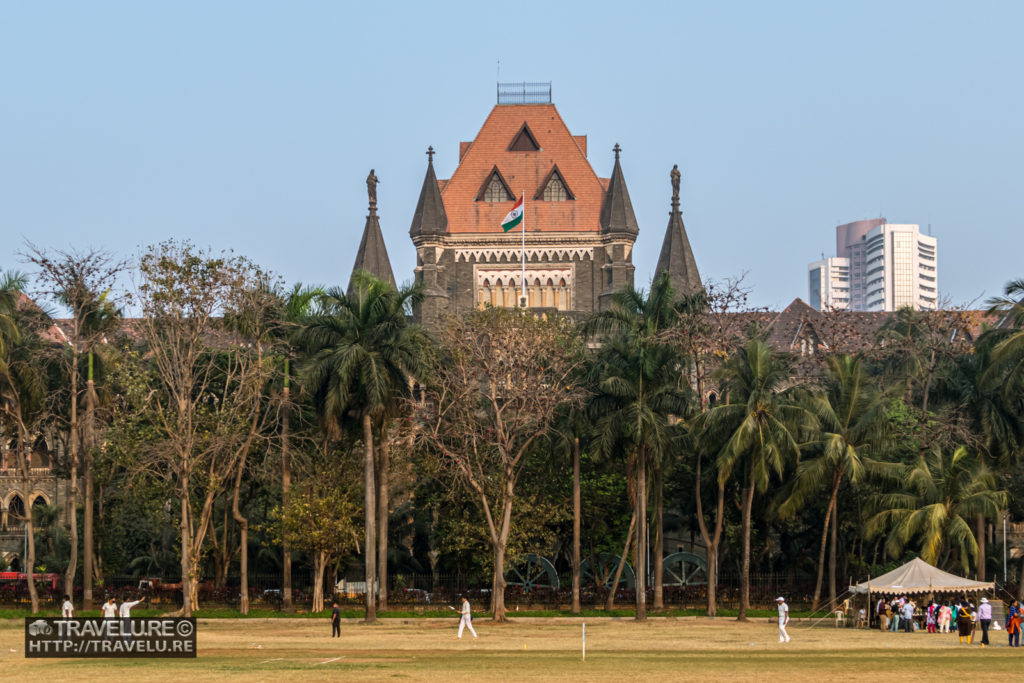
left=497, top=82, right=552, bottom=105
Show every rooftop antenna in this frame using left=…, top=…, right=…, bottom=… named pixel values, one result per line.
left=928, top=223, right=932, bottom=235
left=497, top=59, right=500, bottom=82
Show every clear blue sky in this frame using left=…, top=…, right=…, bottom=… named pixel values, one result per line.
left=2, top=1, right=1021, bottom=310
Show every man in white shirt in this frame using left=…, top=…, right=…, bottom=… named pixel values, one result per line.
left=776, top=596, right=790, bottom=643
left=119, top=596, right=142, bottom=643
left=119, top=597, right=142, bottom=618
left=100, top=597, right=118, bottom=618
left=61, top=594, right=74, bottom=618
left=457, top=596, right=478, bottom=639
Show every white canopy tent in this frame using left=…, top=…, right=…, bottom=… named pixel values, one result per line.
left=851, top=557, right=994, bottom=595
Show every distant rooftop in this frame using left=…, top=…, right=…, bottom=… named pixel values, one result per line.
left=497, top=82, right=552, bottom=105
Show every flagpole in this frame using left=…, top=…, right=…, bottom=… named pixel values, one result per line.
left=520, top=190, right=526, bottom=307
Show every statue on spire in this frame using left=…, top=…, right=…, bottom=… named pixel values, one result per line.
left=366, top=169, right=380, bottom=210
left=670, top=164, right=681, bottom=205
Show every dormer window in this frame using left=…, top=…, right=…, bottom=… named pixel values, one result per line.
left=476, top=166, right=515, bottom=202
left=534, top=165, right=575, bottom=202
left=508, top=123, right=541, bottom=152
left=543, top=176, right=569, bottom=201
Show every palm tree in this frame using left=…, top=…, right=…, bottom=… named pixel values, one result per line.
left=586, top=272, right=693, bottom=620
left=275, top=283, right=323, bottom=612
left=695, top=340, right=812, bottom=621
left=79, top=290, right=119, bottom=610
left=985, top=278, right=1024, bottom=401
left=0, top=270, right=47, bottom=612
left=297, top=271, right=425, bottom=623
left=779, top=354, right=888, bottom=611
left=866, top=446, right=1006, bottom=572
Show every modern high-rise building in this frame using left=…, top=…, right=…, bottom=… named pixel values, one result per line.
left=807, top=256, right=851, bottom=310
left=808, top=219, right=938, bottom=311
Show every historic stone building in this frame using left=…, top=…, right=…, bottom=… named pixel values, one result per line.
left=408, top=99, right=638, bottom=327
left=346, top=88, right=704, bottom=329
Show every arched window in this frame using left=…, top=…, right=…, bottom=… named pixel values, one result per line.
left=7, top=494, right=26, bottom=526
left=543, top=176, right=569, bottom=201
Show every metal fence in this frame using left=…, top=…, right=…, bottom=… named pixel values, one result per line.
left=497, top=82, right=552, bottom=105
left=0, top=569, right=826, bottom=611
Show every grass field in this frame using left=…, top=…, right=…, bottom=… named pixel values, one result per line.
left=0, top=617, right=1019, bottom=681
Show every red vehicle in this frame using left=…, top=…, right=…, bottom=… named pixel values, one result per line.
left=0, top=571, right=62, bottom=590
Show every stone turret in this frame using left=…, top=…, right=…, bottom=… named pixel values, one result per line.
left=655, top=164, right=702, bottom=297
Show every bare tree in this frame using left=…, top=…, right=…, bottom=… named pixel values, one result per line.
left=132, top=240, right=268, bottom=616
left=21, top=244, right=126, bottom=610
left=419, top=308, right=583, bottom=621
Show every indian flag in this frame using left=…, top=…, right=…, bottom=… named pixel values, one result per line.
left=501, top=196, right=523, bottom=232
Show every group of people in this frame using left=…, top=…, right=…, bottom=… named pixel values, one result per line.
left=875, top=594, right=1024, bottom=647
left=329, top=595, right=478, bottom=640
left=60, top=594, right=143, bottom=619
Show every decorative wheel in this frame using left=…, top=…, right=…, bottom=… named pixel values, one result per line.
left=504, top=553, right=559, bottom=591
left=580, top=553, right=635, bottom=590
left=662, top=552, right=708, bottom=586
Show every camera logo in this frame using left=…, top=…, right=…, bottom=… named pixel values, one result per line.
left=28, top=620, right=53, bottom=636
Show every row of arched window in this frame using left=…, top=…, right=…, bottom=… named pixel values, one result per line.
left=1, top=492, right=48, bottom=530
left=477, top=277, right=571, bottom=310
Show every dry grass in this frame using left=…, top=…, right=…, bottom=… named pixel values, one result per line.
left=0, top=617, right=1015, bottom=681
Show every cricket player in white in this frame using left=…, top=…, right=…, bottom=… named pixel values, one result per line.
left=101, top=598, right=118, bottom=618
left=61, top=594, right=74, bottom=618
left=777, top=596, right=790, bottom=643
left=119, top=596, right=142, bottom=642
left=119, top=597, right=142, bottom=618
left=457, top=597, right=478, bottom=639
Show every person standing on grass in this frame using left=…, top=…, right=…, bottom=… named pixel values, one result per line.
left=901, top=598, right=915, bottom=633
left=61, top=594, right=74, bottom=618
left=331, top=601, right=341, bottom=638
left=977, top=597, right=992, bottom=647
left=1007, top=600, right=1021, bottom=647
left=101, top=597, right=118, bottom=618
left=957, top=601, right=974, bottom=644
left=938, top=602, right=952, bottom=633
left=457, top=596, right=478, bottom=639
left=776, top=596, right=790, bottom=643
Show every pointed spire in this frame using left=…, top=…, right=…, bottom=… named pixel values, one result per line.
left=655, top=165, right=702, bottom=296
left=409, top=146, right=448, bottom=237
left=349, top=170, right=396, bottom=295
left=599, top=143, right=638, bottom=235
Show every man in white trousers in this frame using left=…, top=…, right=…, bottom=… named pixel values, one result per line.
left=777, top=596, right=791, bottom=643
left=457, top=596, right=478, bottom=639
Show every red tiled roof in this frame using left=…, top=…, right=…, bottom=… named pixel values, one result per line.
left=440, top=104, right=608, bottom=233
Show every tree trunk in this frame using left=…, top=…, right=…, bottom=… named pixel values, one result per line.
left=490, top=483, right=515, bottom=622
left=65, top=351, right=80, bottom=605
left=976, top=513, right=986, bottom=581
left=635, top=451, right=647, bottom=621
left=653, top=463, right=664, bottom=610
left=829, top=499, right=838, bottom=609
left=281, top=383, right=293, bottom=612
left=571, top=436, right=581, bottom=614
left=82, top=372, right=96, bottom=611
left=376, top=423, right=390, bottom=612
left=811, top=475, right=840, bottom=612
left=313, top=550, right=327, bottom=614
left=232, top=458, right=249, bottom=615
left=362, top=413, right=377, bottom=623
left=605, top=511, right=636, bottom=611
left=694, top=448, right=725, bottom=617
left=180, top=489, right=192, bottom=618
left=15, top=436, right=39, bottom=613
left=738, top=476, right=756, bottom=622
